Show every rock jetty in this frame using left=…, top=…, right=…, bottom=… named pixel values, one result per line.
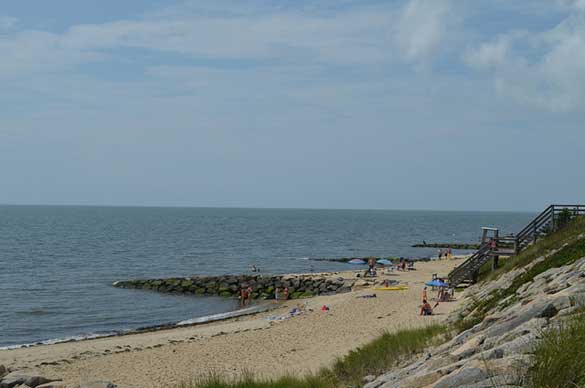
left=113, top=274, right=355, bottom=300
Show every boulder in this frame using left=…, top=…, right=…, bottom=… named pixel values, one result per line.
left=0, top=365, right=7, bottom=378
left=433, top=366, right=487, bottom=388
left=0, top=372, right=59, bottom=388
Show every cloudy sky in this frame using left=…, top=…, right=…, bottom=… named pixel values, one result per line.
left=1, top=0, right=584, bottom=211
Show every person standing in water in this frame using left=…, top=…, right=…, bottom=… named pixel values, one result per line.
left=240, top=287, right=247, bottom=307
left=246, top=286, right=253, bottom=305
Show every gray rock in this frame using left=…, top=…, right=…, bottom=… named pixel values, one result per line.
left=434, top=367, right=487, bottom=388
left=0, top=365, right=7, bottom=378
left=363, top=375, right=376, bottom=383
left=0, top=373, right=60, bottom=388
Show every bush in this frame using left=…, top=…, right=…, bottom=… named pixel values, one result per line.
left=527, top=313, right=585, bottom=387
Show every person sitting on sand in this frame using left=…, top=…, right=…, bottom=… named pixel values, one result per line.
left=420, top=300, right=433, bottom=316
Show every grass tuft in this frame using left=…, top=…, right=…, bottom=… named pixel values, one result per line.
left=527, top=312, right=585, bottom=388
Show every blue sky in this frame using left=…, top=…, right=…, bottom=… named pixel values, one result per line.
left=1, top=0, right=584, bottom=211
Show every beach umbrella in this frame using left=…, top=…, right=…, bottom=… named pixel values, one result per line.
left=425, top=279, right=449, bottom=287
left=376, top=259, right=393, bottom=266
left=347, top=258, right=366, bottom=265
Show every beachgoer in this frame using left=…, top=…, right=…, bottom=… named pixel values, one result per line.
left=283, top=287, right=289, bottom=300
left=240, top=287, right=247, bottom=307
left=275, top=287, right=280, bottom=302
left=247, top=286, right=253, bottom=305
left=420, top=300, right=433, bottom=316
left=251, top=265, right=257, bottom=272
left=422, top=286, right=428, bottom=302
left=438, top=249, right=443, bottom=260
left=448, top=248, right=453, bottom=260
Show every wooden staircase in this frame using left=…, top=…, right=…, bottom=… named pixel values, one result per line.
left=448, top=204, right=585, bottom=287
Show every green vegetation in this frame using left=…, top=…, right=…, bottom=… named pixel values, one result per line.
left=179, top=324, right=448, bottom=388
left=526, top=311, right=585, bottom=388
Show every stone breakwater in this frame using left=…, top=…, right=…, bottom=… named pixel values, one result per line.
left=113, top=274, right=355, bottom=300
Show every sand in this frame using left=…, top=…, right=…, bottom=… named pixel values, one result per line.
left=1, top=258, right=464, bottom=388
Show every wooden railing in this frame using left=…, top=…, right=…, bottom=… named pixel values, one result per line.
left=448, top=204, right=584, bottom=286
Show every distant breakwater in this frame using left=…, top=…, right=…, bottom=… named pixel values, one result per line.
left=113, top=274, right=355, bottom=300
left=411, top=242, right=480, bottom=249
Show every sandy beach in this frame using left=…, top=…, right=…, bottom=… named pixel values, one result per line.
left=1, top=258, right=464, bottom=388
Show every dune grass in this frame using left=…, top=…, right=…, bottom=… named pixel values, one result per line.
left=526, top=312, right=585, bottom=388
left=180, top=324, right=448, bottom=388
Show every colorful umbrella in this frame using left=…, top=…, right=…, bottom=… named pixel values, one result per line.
left=347, top=258, right=366, bottom=265
left=376, top=259, right=393, bottom=266
left=425, top=279, right=449, bottom=287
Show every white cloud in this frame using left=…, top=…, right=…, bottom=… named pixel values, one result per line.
left=0, top=4, right=395, bottom=80
left=0, top=16, right=17, bottom=29
left=465, top=11, right=585, bottom=112
left=393, top=0, right=455, bottom=65
left=557, top=0, right=585, bottom=10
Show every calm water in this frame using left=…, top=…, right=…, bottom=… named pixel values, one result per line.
left=0, top=205, right=534, bottom=347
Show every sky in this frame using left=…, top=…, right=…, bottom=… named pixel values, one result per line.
left=1, top=0, right=584, bottom=211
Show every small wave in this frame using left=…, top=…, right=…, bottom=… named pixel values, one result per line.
left=294, top=257, right=310, bottom=260
left=0, top=332, right=119, bottom=350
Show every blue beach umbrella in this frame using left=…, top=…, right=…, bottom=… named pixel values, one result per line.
left=426, top=279, right=449, bottom=287
left=347, top=259, right=366, bottom=265
left=377, top=259, right=393, bottom=266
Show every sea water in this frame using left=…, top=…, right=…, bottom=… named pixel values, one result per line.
left=0, top=205, right=533, bottom=347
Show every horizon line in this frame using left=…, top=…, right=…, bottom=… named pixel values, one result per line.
left=0, top=202, right=539, bottom=214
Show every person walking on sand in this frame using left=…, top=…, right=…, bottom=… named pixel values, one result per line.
left=438, top=249, right=443, bottom=260
left=283, top=287, right=289, bottom=300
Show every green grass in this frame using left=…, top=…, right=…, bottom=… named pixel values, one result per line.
left=526, top=311, right=585, bottom=388
left=180, top=324, right=448, bottom=388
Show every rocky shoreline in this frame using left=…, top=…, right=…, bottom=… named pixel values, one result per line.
left=364, top=234, right=585, bottom=387
left=113, top=273, right=356, bottom=300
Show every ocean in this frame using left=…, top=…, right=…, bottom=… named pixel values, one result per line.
left=0, top=205, right=534, bottom=348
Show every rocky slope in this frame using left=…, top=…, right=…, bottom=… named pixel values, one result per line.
left=365, top=234, right=585, bottom=388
